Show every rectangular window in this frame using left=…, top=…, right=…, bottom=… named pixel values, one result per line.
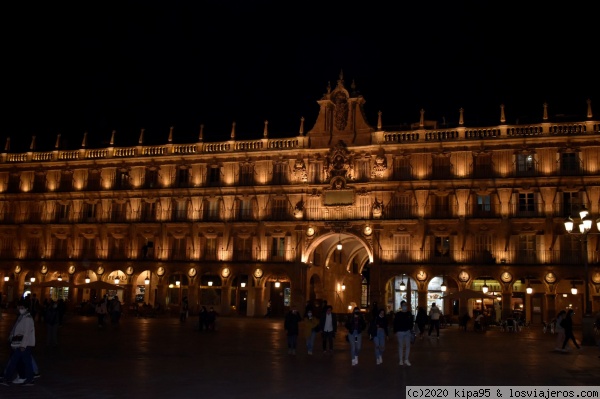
left=434, top=236, right=450, bottom=257
left=82, top=237, right=96, bottom=259
left=239, top=199, right=253, bottom=221
left=33, top=173, right=46, bottom=192
left=58, top=203, right=70, bottom=223
left=239, top=164, right=254, bottom=186
left=356, top=160, right=370, bottom=182
left=271, top=199, right=288, bottom=220
left=112, top=202, right=126, bottom=222
left=205, top=237, right=217, bottom=260
left=516, top=154, right=535, bottom=176
left=393, top=235, right=410, bottom=262
left=518, top=193, right=535, bottom=215
left=562, top=192, right=581, bottom=217
left=393, top=158, right=412, bottom=180
left=171, top=238, right=186, bottom=260
left=173, top=200, right=188, bottom=221
left=518, top=235, right=536, bottom=263
left=432, top=156, right=451, bottom=179
left=208, top=166, right=220, bottom=186
left=144, top=169, right=158, bottom=188
left=115, top=170, right=130, bottom=190
left=86, top=171, right=101, bottom=191
left=83, top=203, right=96, bottom=222
left=206, top=200, right=220, bottom=221
left=235, top=237, right=252, bottom=261
left=272, top=163, right=288, bottom=185
left=142, top=201, right=156, bottom=222
left=53, top=238, right=69, bottom=259
left=308, top=162, right=322, bottom=184
left=176, top=169, right=189, bottom=188
left=560, top=153, right=579, bottom=174
left=271, top=237, right=286, bottom=259
left=473, top=155, right=492, bottom=178
left=476, top=195, right=492, bottom=216
left=389, top=194, right=412, bottom=218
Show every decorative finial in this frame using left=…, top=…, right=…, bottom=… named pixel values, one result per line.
left=587, top=99, right=593, bottom=119
left=30, top=136, right=36, bottom=151
left=459, top=108, right=464, bottom=126
left=419, top=109, right=425, bottom=128
left=299, top=117, right=305, bottom=136
left=327, top=81, right=331, bottom=94
left=339, top=69, right=344, bottom=81
left=55, top=134, right=61, bottom=149
left=377, top=111, right=382, bottom=130
left=110, top=130, right=116, bottom=146
left=138, top=128, right=145, bottom=145
left=199, top=124, right=204, bottom=142
left=4, top=137, right=10, bottom=152
left=500, top=104, right=506, bottom=124
left=263, top=120, right=268, bottom=138
left=82, top=132, right=87, bottom=148
left=231, top=122, right=236, bottom=140
left=168, top=126, right=174, bottom=143
left=543, top=103, right=548, bottom=121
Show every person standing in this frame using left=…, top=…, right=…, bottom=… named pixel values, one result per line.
left=95, top=295, right=108, bottom=329
left=45, top=300, right=60, bottom=347
left=372, top=308, right=389, bottom=365
left=180, top=297, right=189, bottom=322
left=554, top=310, right=566, bottom=351
left=415, top=306, right=428, bottom=339
left=0, top=300, right=36, bottom=386
left=198, top=306, right=207, bottom=331
left=319, top=305, right=337, bottom=354
left=345, top=307, right=367, bottom=366
left=394, top=300, right=414, bottom=366
left=206, top=307, right=217, bottom=331
left=428, top=303, right=442, bottom=339
left=561, top=309, right=580, bottom=351
left=110, top=297, right=122, bottom=326
left=284, top=307, right=302, bottom=355
left=303, top=309, right=320, bottom=355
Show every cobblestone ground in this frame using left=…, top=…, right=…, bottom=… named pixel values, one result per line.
left=0, top=311, right=599, bottom=399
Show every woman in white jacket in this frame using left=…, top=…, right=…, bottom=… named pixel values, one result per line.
left=0, top=300, right=36, bottom=386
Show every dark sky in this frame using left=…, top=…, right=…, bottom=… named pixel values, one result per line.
left=2, top=1, right=597, bottom=151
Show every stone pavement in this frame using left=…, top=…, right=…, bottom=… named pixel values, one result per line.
left=0, top=311, right=598, bottom=399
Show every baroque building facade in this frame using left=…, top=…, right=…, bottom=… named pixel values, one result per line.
left=1, top=73, right=599, bottom=325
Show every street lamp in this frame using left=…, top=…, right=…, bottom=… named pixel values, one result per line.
left=563, top=206, right=597, bottom=346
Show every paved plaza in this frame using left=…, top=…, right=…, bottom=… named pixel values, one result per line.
left=0, top=311, right=599, bottom=399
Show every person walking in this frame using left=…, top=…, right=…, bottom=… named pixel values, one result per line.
left=371, top=308, right=389, bottom=365
left=303, top=309, right=320, bottom=355
left=284, top=307, right=302, bottom=355
left=110, top=297, right=122, bottom=326
left=345, top=307, right=367, bottom=366
left=393, top=300, right=414, bottom=366
left=561, top=309, right=580, bottom=351
left=428, top=302, right=442, bottom=339
left=554, top=310, right=566, bottom=351
left=415, top=306, right=428, bottom=339
left=45, top=300, right=60, bottom=347
left=0, top=300, right=36, bottom=386
left=319, top=305, right=337, bottom=354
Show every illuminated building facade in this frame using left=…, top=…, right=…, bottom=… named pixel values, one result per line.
left=1, top=73, right=599, bottom=323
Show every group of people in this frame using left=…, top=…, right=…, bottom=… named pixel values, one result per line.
left=198, top=306, right=217, bottom=331
left=284, top=301, right=444, bottom=367
left=95, top=295, right=122, bottom=328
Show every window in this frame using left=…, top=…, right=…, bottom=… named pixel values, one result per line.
left=271, top=198, right=288, bottom=220
left=112, top=202, right=127, bottom=222
left=205, top=237, right=217, bottom=260
left=473, top=154, right=492, bottom=178
left=516, top=154, right=535, bottom=176
left=141, top=201, right=156, bottom=222
left=434, top=236, right=450, bottom=257
left=58, top=203, right=70, bottom=223
left=518, top=193, right=535, bottom=215
left=238, top=198, right=253, bottom=221
left=0, top=237, right=14, bottom=258
left=144, top=169, right=159, bottom=188
left=393, top=158, right=412, bottom=180
left=208, top=166, right=220, bottom=186
left=176, top=168, right=190, bottom=188
left=272, top=162, right=288, bottom=185
left=389, top=194, right=412, bottom=218
left=560, top=152, right=580, bottom=174
left=518, top=235, right=536, bottom=263
left=33, top=173, right=46, bottom=192
left=86, top=170, right=101, bottom=191
left=205, top=200, right=220, bottom=221
left=356, top=159, right=370, bottom=182
left=115, top=170, right=130, bottom=189
left=308, top=162, right=322, bottom=184
left=393, top=235, right=410, bottom=262
left=432, top=156, right=451, bottom=179
left=562, top=192, right=581, bottom=217
left=172, top=200, right=188, bottom=221
left=81, top=237, right=96, bottom=259
left=7, top=174, right=21, bottom=192
left=53, top=238, right=69, bottom=259
left=271, top=237, right=286, bottom=259
left=239, top=164, right=254, bottom=186
left=475, top=234, right=494, bottom=263
left=83, top=203, right=96, bottom=222
left=26, top=238, right=42, bottom=258
left=110, top=237, right=127, bottom=259
left=432, top=195, right=451, bottom=218
left=235, top=236, right=252, bottom=261
left=476, top=195, right=492, bottom=216
left=171, top=238, right=186, bottom=260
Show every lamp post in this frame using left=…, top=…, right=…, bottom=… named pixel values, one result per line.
left=563, top=206, right=596, bottom=346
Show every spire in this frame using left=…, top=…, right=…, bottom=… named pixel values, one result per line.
left=543, top=103, right=548, bottom=121
left=377, top=111, right=382, bottom=130
left=263, top=120, right=268, bottom=138
left=199, top=124, right=204, bottom=142
left=339, top=69, right=344, bottom=82
left=459, top=108, right=464, bottom=126
left=299, top=117, right=304, bottom=136
left=138, top=129, right=145, bottom=144
left=168, top=126, right=174, bottom=143
left=4, top=137, right=10, bottom=152
left=419, top=109, right=425, bottom=128
left=82, top=132, right=87, bottom=148
left=230, top=122, right=236, bottom=140
left=30, top=136, right=36, bottom=151
left=110, top=130, right=116, bottom=146
left=587, top=98, right=593, bottom=119
left=55, top=134, right=61, bottom=149
left=500, top=104, right=506, bottom=124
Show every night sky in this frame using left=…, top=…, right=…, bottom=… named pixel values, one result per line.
left=2, top=1, right=597, bottom=151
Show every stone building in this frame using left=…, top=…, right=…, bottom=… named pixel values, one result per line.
left=1, top=72, right=599, bottom=327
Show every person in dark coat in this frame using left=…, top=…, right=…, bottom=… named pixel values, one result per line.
left=198, top=306, right=207, bottom=331
left=561, top=309, right=580, bottom=351
left=319, top=305, right=337, bottom=354
left=284, top=307, right=302, bottom=355
left=345, top=307, right=367, bottom=366
left=371, top=308, right=389, bottom=365
left=415, top=306, right=428, bottom=339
